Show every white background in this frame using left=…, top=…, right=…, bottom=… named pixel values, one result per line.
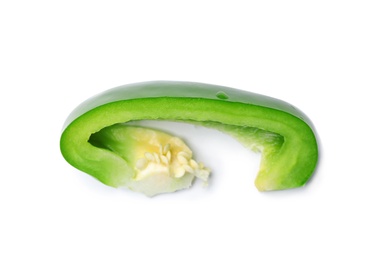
left=1, top=1, right=388, bottom=259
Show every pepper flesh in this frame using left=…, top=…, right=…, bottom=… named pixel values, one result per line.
left=60, top=81, right=318, bottom=194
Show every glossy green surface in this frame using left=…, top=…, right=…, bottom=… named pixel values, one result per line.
left=60, top=81, right=318, bottom=192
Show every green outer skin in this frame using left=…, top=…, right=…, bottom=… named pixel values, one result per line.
left=60, top=81, right=318, bottom=191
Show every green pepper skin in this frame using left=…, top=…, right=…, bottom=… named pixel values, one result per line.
left=60, top=81, right=318, bottom=192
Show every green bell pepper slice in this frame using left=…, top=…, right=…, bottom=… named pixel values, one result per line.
left=60, top=81, right=318, bottom=196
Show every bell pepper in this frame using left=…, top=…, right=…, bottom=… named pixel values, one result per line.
left=60, top=81, right=318, bottom=196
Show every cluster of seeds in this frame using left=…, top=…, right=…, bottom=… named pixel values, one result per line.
left=135, top=143, right=210, bottom=183
left=135, top=144, right=172, bottom=171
